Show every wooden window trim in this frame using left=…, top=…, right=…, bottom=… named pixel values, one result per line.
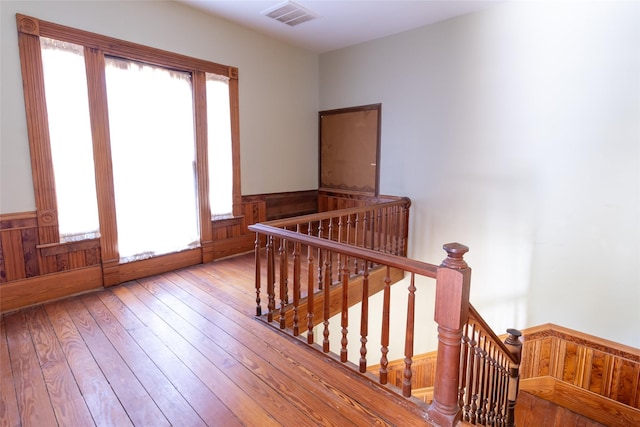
left=16, top=13, right=242, bottom=283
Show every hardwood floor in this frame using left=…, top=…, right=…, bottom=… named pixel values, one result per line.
left=1, top=252, right=430, bottom=426
left=1, top=252, right=605, bottom=426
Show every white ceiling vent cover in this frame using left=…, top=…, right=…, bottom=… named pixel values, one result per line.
left=262, top=1, right=320, bottom=27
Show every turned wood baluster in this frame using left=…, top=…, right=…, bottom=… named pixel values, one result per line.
left=359, top=262, right=369, bottom=373
left=401, top=202, right=410, bottom=256
left=379, top=266, right=391, bottom=384
left=322, top=249, right=332, bottom=353
left=478, top=341, right=489, bottom=424
left=504, top=329, right=522, bottom=427
left=383, top=206, right=390, bottom=253
left=279, top=238, right=288, bottom=329
left=471, top=327, right=482, bottom=422
left=489, top=352, right=498, bottom=426
left=317, top=220, right=323, bottom=290
left=459, top=323, right=471, bottom=420
left=428, top=243, right=471, bottom=427
left=471, top=337, right=483, bottom=424
left=306, top=225, right=315, bottom=343
left=266, top=235, right=275, bottom=323
left=402, top=273, right=416, bottom=397
left=393, top=205, right=401, bottom=255
left=340, top=254, right=349, bottom=362
left=327, top=218, right=334, bottom=283
left=497, top=355, right=508, bottom=426
left=481, top=342, right=493, bottom=425
left=375, top=208, right=382, bottom=252
left=292, top=239, right=301, bottom=336
left=353, top=213, right=360, bottom=274
left=346, top=214, right=353, bottom=272
left=254, top=232, right=262, bottom=316
left=363, top=210, right=371, bottom=251
left=464, top=326, right=479, bottom=423
left=459, top=323, right=469, bottom=412
left=337, top=216, right=344, bottom=274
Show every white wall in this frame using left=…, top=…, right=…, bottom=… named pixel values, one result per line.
left=320, top=1, right=640, bottom=348
left=0, top=0, right=319, bottom=214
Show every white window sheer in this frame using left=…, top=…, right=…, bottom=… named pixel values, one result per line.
left=40, top=37, right=100, bottom=241
left=105, top=57, right=200, bottom=262
left=206, top=73, right=233, bottom=217
left=37, top=37, right=234, bottom=262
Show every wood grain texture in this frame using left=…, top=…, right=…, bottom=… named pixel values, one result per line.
left=1, top=252, right=435, bottom=426
left=0, top=317, right=20, bottom=426
left=515, top=391, right=605, bottom=427
left=43, top=300, right=133, bottom=426
left=23, top=307, right=94, bottom=426
left=0, top=266, right=103, bottom=313
left=521, top=377, right=640, bottom=426
left=3, top=311, right=57, bottom=426
left=520, top=324, right=640, bottom=412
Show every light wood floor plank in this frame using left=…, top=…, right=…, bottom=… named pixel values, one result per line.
left=3, top=311, right=57, bottom=426
left=80, top=293, right=207, bottom=427
left=112, top=284, right=278, bottom=426
left=159, top=269, right=383, bottom=427
left=43, top=301, right=133, bottom=427
left=169, top=267, right=429, bottom=426
left=23, top=307, right=94, bottom=426
left=95, top=288, right=242, bottom=426
left=0, top=317, right=20, bottom=427
left=140, top=273, right=359, bottom=427
left=63, top=297, right=170, bottom=426
left=133, top=277, right=320, bottom=427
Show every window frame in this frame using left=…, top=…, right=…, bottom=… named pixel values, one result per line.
left=16, top=14, right=241, bottom=281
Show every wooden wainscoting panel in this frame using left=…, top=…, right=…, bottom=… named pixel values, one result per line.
left=209, top=199, right=266, bottom=260
left=0, top=230, right=26, bottom=282
left=520, top=377, right=640, bottom=427
left=612, top=358, right=640, bottom=406
left=520, top=323, right=640, bottom=425
left=118, top=249, right=202, bottom=284
left=39, top=239, right=102, bottom=276
left=0, top=266, right=103, bottom=313
left=211, top=235, right=256, bottom=260
left=242, top=191, right=317, bottom=221
left=368, top=350, right=438, bottom=392
left=0, top=212, right=39, bottom=282
left=21, top=227, right=39, bottom=278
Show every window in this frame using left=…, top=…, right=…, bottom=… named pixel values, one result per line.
left=16, top=14, right=240, bottom=276
left=40, top=37, right=99, bottom=241
left=105, top=57, right=200, bottom=261
left=206, top=73, right=233, bottom=217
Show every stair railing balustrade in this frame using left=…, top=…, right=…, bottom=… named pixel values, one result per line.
left=248, top=200, right=521, bottom=427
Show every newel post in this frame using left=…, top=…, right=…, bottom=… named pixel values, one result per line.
left=504, top=329, right=522, bottom=427
left=427, top=243, right=471, bottom=427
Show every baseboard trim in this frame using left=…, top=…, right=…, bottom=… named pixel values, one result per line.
left=0, top=266, right=103, bottom=313
left=520, top=376, right=640, bottom=426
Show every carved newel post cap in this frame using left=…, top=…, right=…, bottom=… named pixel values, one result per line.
left=506, top=328, right=522, bottom=339
left=441, top=242, right=469, bottom=269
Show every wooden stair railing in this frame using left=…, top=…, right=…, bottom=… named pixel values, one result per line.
left=248, top=201, right=522, bottom=427
left=458, top=306, right=522, bottom=426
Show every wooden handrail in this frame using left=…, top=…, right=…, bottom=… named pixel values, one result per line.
left=249, top=200, right=521, bottom=427
left=468, top=304, right=519, bottom=365
left=262, top=197, right=411, bottom=228
left=250, top=223, right=438, bottom=278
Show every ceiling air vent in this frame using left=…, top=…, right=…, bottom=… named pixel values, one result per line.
left=262, top=1, right=320, bottom=27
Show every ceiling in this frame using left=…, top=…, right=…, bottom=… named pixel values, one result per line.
left=177, top=0, right=501, bottom=53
